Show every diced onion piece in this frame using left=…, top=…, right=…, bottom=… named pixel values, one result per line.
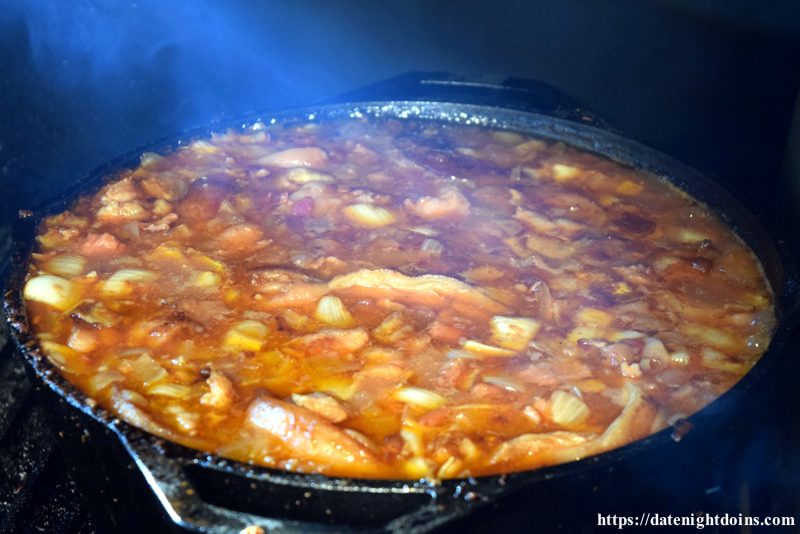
left=680, top=324, right=741, bottom=352
left=406, top=226, right=438, bottom=237
left=489, top=315, right=540, bottom=351
left=575, top=307, right=614, bottom=327
left=394, top=387, right=448, bottom=410
left=87, top=370, right=124, bottom=395
left=284, top=168, right=334, bottom=184
left=551, top=163, right=581, bottom=181
left=102, top=269, right=159, bottom=297
left=523, top=405, right=542, bottom=424
left=671, top=228, right=711, bottom=244
left=24, top=275, right=82, bottom=311
left=671, top=350, right=690, bottom=365
left=194, top=271, right=221, bottom=288
left=616, top=180, right=644, bottom=196
left=483, top=375, right=524, bottom=392
left=372, top=313, right=409, bottom=344
left=44, top=254, right=87, bottom=277
left=461, top=340, right=517, bottom=358
left=566, top=326, right=606, bottom=346
left=549, top=390, right=590, bottom=427
left=40, top=341, right=79, bottom=372
left=403, top=457, right=433, bottom=478
left=279, top=309, right=309, bottom=331
left=608, top=330, right=646, bottom=341
left=447, top=349, right=481, bottom=360
left=437, top=456, right=464, bottom=479
left=420, top=238, right=443, bottom=255
left=224, top=320, right=269, bottom=352
left=127, top=354, right=167, bottom=386
left=314, top=295, right=353, bottom=328
left=147, top=383, right=195, bottom=398
left=701, top=348, right=745, bottom=373
left=343, top=204, right=396, bottom=228
left=643, top=337, right=670, bottom=362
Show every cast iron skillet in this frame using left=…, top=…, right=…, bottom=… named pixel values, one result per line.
left=4, top=100, right=800, bottom=533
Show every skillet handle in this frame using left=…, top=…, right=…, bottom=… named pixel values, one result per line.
left=115, top=427, right=485, bottom=533
left=328, top=71, right=615, bottom=130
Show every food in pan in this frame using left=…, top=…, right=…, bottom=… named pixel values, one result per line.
left=22, top=117, right=775, bottom=479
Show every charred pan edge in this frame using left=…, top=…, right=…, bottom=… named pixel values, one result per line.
left=3, top=101, right=799, bottom=532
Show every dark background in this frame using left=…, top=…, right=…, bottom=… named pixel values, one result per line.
left=0, top=1, right=799, bottom=531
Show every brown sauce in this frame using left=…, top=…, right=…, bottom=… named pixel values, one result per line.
left=22, top=118, right=776, bottom=479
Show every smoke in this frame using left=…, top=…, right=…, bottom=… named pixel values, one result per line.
left=9, top=0, right=307, bottom=129
left=0, top=0, right=413, bottom=215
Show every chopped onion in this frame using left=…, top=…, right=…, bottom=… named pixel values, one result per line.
left=40, top=341, right=79, bottom=372
left=193, top=271, right=221, bottom=288
left=447, top=349, right=481, bottom=360
left=284, top=167, right=334, bottom=184
left=575, top=307, right=614, bottom=328
left=44, top=254, right=87, bottom=277
left=489, top=315, right=540, bottom=351
left=670, top=350, right=690, bottom=365
left=224, top=320, right=269, bottom=352
left=24, top=274, right=82, bottom=311
left=608, top=330, right=646, bottom=341
left=523, top=405, right=542, bottom=424
left=314, top=295, right=353, bottom=328
left=483, top=375, right=524, bottom=392
left=437, top=456, right=464, bottom=479
left=406, top=226, right=438, bottom=237
left=127, top=354, right=167, bottom=386
left=101, top=269, right=159, bottom=297
left=420, top=238, right=443, bottom=255
left=147, top=383, right=195, bottom=398
left=701, top=348, right=744, bottom=373
left=461, top=339, right=517, bottom=358
left=279, top=309, right=309, bottom=331
left=394, top=387, right=448, bottom=410
left=550, top=390, right=590, bottom=427
left=551, top=163, right=581, bottom=181
left=643, top=337, right=670, bottom=362
left=87, top=370, right=124, bottom=395
left=371, top=312, right=409, bottom=343
left=342, top=204, right=396, bottom=228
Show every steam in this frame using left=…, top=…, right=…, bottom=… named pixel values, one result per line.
left=10, top=0, right=305, bottom=128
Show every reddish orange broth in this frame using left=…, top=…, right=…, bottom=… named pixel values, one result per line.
left=23, top=118, right=775, bottom=479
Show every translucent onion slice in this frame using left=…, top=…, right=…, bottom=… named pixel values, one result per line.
left=420, top=239, right=443, bottom=255
left=393, top=387, right=448, bottom=410
left=489, top=315, right=540, bottom=351
left=461, top=339, right=517, bottom=358
left=44, top=254, right=87, bottom=277
left=343, top=204, right=396, bottom=228
left=314, top=295, right=353, bottom=328
left=224, top=320, right=269, bottom=352
left=101, top=269, right=159, bottom=297
left=550, top=390, right=590, bottom=427
left=23, top=275, right=82, bottom=311
left=483, top=375, right=525, bottom=392
left=127, top=354, right=168, bottom=386
left=643, top=337, right=670, bottom=362
left=284, top=167, right=334, bottom=184
left=147, top=383, right=196, bottom=398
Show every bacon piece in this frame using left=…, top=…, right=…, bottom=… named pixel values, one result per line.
left=79, top=233, right=125, bottom=256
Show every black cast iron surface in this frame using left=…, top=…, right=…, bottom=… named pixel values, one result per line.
left=3, top=100, right=800, bottom=532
